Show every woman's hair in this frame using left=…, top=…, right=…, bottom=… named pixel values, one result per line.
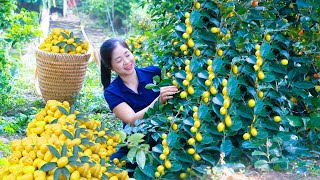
left=100, top=38, right=129, bottom=90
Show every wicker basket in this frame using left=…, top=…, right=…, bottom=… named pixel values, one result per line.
left=35, top=49, right=91, bottom=104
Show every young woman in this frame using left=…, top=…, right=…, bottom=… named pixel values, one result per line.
left=100, top=38, right=178, bottom=163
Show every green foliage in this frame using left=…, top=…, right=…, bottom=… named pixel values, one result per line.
left=118, top=0, right=320, bottom=179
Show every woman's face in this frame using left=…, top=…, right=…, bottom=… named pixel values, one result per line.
left=111, top=42, right=135, bottom=76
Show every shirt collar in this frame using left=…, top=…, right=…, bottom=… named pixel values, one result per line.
left=116, top=67, right=146, bottom=93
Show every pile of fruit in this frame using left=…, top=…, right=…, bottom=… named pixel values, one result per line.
left=39, top=28, right=89, bottom=54
left=0, top=100, right=129, bottom=180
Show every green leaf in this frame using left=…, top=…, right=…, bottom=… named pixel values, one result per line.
left=220, top=139, right=232, bottom=156
left=153, top=75, right=160, bottom=83
left=50, top=118, right=58, bottom=124
left=54, top=168, right=62, bottom=180
left=75, top=129, right=80, bottom=138
left=47, top=145, right=61, bottom=158
left=286, top=115, right=303, bottom=127
left=60, top=32, right=69, bottom=39
left=70, top=105, right=75, bottom=114
left=139, top=163, right=154, bottom=178
left=61, top=144, right=68, bottom=157
left=62, top=130, right=73, bottom=139
left=70, top=32, right=74, bottom=38
left=127, top=147, right=138, bottom=163
left=61, top=167, right=70, bottom=179
left=56, top=41, right=67, bottom=47
left=227, top=76, right=238, bottom=96
left=40, top=162, right=57, bottom=171
left=254, top=160, right=270, bottom=170
left=254, top=100, right=264, bottom=114
left=127, top=133, right=145, bottom=143
left=167, top=132, right=178, bottom=146
left=198, top=104, right=209, bottom=119
left=136, top=150, right=146, bottom=169
left=100, top=158, right=106, bottom=166
left=260, top=43, right=271, bottom=58
left=80, top=156, right=90, bottom=162
left=190, top=11, right=201, bottom=25
left=201, top=154, right=216, bottom=165
left=70, top=44, right=76, bottom=51
left=117, top=130, right=127, bottom=143
left=293, top=81, right=314, bottom=89
left=252, top=150, right=267, bottom=156
left=68, top=156, right=77, bottom=162
left=74, top=38, right=81, bottom=43
left=58, top=106, right=69, bottom=115
left=145, top=83, right=159, bottom=90
left=175, top=23, right=186, bottom=32
left=64, top=45, right=70, bottom=53
left=76, top=114, right=88, bottom=121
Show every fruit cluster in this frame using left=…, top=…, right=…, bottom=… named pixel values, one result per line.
left=39, top=28, right=89, bottom=54
left=0, top=100, right=128, bottom=180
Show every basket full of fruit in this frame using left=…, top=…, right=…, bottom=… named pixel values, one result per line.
left=36, top=28, right=91, bottom=104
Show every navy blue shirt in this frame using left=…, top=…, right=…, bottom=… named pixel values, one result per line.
left=104, top=66, right=161, bottom=115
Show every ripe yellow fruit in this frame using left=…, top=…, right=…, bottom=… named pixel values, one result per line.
left=220, top=107, right=227, bottom=115
left=70, top=171, right=80, bottom=180
left=194, top=120, right=200, bottom=128
left=223, top=99, right=230, bottom=109
left=281, top=59, right=288, bottom=65
left=274, top=116, right=281, bottom=122
left=188, top=39, right=194, bottom=47
left=185, top=18, right=190, bottom=25
left=159, top=154, right=166, bottom=160
left=195, top=2, right=201, bottom=9
left=185, top=12, right=190, bottom=18
left=172, top=123, right=178, bottom=130
left=225, top=115, right=232, bottom=127
left=195, top=133, right=202, bottom=141
left=243, top=133, right=251, bottom=140
left=23, top=165, right=35, bottom=174
left=258, top=91, right=264, bottom=98
left=180, top=44, right=188, bottom=51
left=185, top=65, right=190, bottom=72
left=222, top=87, right=228, bottom=96
left=193, top=153, right=201, bottom=161
left=165, top=160, right=172, bottom=169
left=202, top=91, right=210, bottom=98
left=210, top=86, right=217, bottom=95
left=154, top=171, right=161, bottom=178
left=187, top=148, right=195, bottom=155
left=222, top=79, right=228, bottom=87
left=180, top=91, right=188, bottom=98
left=195, top=49, right=201, bottom=56
left=232, top=65, right=238, bottom=74
left=251, top=127, right=258, bottom=137
left=207, top=59, right=213, bottom=65
left=258, top=71, right=265, bottom=80
left=211, top=27, right=220, bottom=33
left=188, top=86, right=194, bottom=95
left=205, top=80, right=212, bottom=86
left=255, top=44, right=260, bottom=50
left=253, top=65, right=260, bottom=71
left=208, top=73, right=215, bottom=80
left=265, top=34, right=271, bottom=41
left=162, top=133, right=167, bottom=139
left=217, top=122, right=225, bottom=132
left=182, top=80, right=189, bottom=86
left=255, top=50, right=260, bottom=57
left=51, top=46, right=60, bottom=53
left=190, top=126, right=197, bottom=133
left=67, top=38, right=74, bottom=44
left=256, top=57, right=263, bottom=66
left=186, top=27, right=193, bottom=34
left=217, top=49, right=223, bottom=56
left=185, top=59, right=190, bottom=65
left=188, top=138, right=196, bottom=145
left=186, top=73, right=193, bottom=81
left=157, top=165, right=165, bottom=173
left=248, top=99, right=256, bottom=108
left=76, top=46, right=83, bottom=53
left=193, top=106, right=198, bottom=112
left=180, top=172, right=187, bottom=179
left=182, top=33, right=189, bottom=39
left=57, top=157, right=69, bottom=168
left=163, top=147, right=170, bottom=155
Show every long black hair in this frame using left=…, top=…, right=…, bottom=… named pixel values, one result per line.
left=100, top=38, right=129, bottom=90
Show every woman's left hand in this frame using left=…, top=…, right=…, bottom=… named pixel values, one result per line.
left=159, top=86, right=178, bottom=104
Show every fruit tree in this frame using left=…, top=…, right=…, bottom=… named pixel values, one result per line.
left=121, top=0, right=320, bottom=179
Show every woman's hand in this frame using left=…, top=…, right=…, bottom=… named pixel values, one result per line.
left=159, top=86, right=178, bottom=104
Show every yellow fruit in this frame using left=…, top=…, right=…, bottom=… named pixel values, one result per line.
left=217, top=122, right=225, bottom=132
left=194, top=120, right=200, bottom=128
left=217, top=49, right=223, bottom=56
left=274, top=116, right=281, bottom=122
left=195, top=49, right=201, bottom=56
left=185, top=12, right=190, bottom=18
left=243, top=133, right=251, bottom=140
left=193, top=106, right=198, bottom=112
left=253, top=65, right=260, bottom=71
left=182, top=33, right=189, bottom=39
left=209, top=86, right=216, bottom=95
left=211, top=27, right=220, bottom=33
left=162, top=133, right=167, bottom=139
left=186, top=27, right=193, bottom=34
left=223, top=99, right=230, bottom=109
left=51, top=46, right=60, bottom=53
left=188, top=39, right=194, bottom=47
left=193, top=153, right=201, bottom=161
left=220, top=107, right=227, bottom=115
left=76, top=46, right=83, bottom=53
left=195, top=2, right=201, bottom=9
left=23, top=165, right=35, bottom=174
left=256, top=57, right=263, bottom=66
left=180, top=91, right=188, bottom=98
left=157, top=165, right=165, bottom=173
left=195, top=133, right=202, bottom=141
left=202, top=91, right=210, bottom=98
left=187, top=86, right=195, bottom=95
left=281, top=59, right=288, bottom=65
left=182, top=80, right=189, bottom=86
left=180, top=44, right=187, bottom=51
left=248, top=99, right=255, bottom=108
left=67, top=38, right=74, bottom=44
left=98, top=131, right=106, bottom=137
left=180, top=172, right=187, bottom=179
left=172, top=123, right=178, bottom=130
left=154, top=171, right=161, bottom=178
left=70, top=171, right=80, bottom=180
left=258, top=71, right=265, bottom=80
left=208, top=73, right=215, bottom=80
left=185, top=18, right=190, bottom=25
left=255, top=44, right=260, bottom=50
left=159, top=154, right=166, bottom=160
left=258, top=91, right=264, bottom=98
left=225, top=115, right=232, bottom=127
left=205, top=80, right=212, bottom=86
left=207, top=59, right=213, bottom=65
left=251, top=128, right=258, bottom=137
left=163, top=148, right=170, bottom=155
left=222, top=79, right=228, bottom=87
left=22, top=173, right=33, bottom=180
left=188, top=138, right=196, bottom=145
left=190, top=126, right=197, bottom=133
left=265, top=34, right=271, bottom=41
left=255, top=50, right=260, bottom=57
left=222, top=87, right=227, bottom=96
left=187, top=148, right=195, bottom=155
left=232, top=65, right=238, bottom=74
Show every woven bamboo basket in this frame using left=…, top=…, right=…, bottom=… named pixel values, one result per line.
left=35, top=49, right=91, bottom=104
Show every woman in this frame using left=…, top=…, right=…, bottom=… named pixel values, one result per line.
left=100, top=38, right=178, bottom=163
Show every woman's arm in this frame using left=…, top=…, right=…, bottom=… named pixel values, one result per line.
left=113, top=86, right=178, bottom=126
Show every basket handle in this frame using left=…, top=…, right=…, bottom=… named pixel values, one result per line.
left=34, top=67, right=42, bottom=96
